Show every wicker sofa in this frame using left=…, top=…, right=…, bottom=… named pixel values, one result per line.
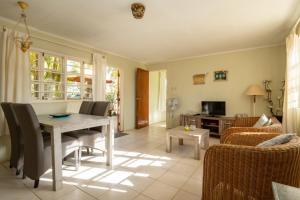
left=220, top=117, right=282, bottom=143
left=202, top=132, right=300, bottom=200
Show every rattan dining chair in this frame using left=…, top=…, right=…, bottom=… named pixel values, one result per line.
left=220, top=116, right=283, bottom=143
left=202, top=132, right=300, bottom=200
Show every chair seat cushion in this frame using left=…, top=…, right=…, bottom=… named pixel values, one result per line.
left=65, top=129, right=104, bottom=138
left=44, top=135, right=79, bottom=159
left=91, top=127, right=102, bottom=132
left=256, top=133, right=295, bottom=147
left=65, top=130, right=105, bottom=149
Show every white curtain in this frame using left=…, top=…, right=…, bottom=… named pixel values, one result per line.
left=283, top=25, right=300, bottom=134
left=0, top=29, right=31, bottom=136
left=158, top=70, right=167, bottom=112
left=92, top=53, right=107, bottom=101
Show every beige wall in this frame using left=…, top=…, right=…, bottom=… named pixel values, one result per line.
left=147, top=46, right=286, bottom=126
left=149, top=71, right=166, bottom=124
left=0, top=18, right=142, bottom=162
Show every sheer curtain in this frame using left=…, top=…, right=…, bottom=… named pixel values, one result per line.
left=0, top=28, right=31, bottom=136
left=283, top=23, right=300, bottom=134
left=92, top=53, right=107, bottom=101
left=158, top=70, right=167, bottom=112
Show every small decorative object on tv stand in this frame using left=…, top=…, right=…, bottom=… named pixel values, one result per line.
left=180, top=114, right=234, bottom=137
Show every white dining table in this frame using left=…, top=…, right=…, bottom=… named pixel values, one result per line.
left=38, top=114, right=114, bottom=191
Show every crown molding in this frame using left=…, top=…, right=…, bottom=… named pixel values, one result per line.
left=0, top=16, right=286, bottom=66
left=146, top=43, right=285, bottom=66
left=0, top=16, right=143, bottom=64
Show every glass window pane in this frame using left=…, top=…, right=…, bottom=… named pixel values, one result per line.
left=67, top=60, right=81, bottom=73
left=30, top=52, right=39, bottom=69
left=67, top=92, right=81, bottom=100
left=52, top=92, right=64, bottom=100
left=42, top=92, right=49, bottom=100
left=105, top=67, right=119, bottom=114
left=44, top=55, right=62, bottom=72
left=31, top=84, right=39, bottom=92
left=43, top=72, right=62, bottom=82
left=84, top=64, right=93, bottom=75
left=84, top=76, right=92, bottom=85
left=83, top=86, right=93, bottom=100
left=31, top=92, right=39, bottom=100
left=66, top=85, right=80, bottom=93
left=42, top=92, right=64, bottom=100
left=44, top=83, right=63, bottom=92
left=31, top=70, right=39, bottom=81
left=67, top=75, right=81, bottom=84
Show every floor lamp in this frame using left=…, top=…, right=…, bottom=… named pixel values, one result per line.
left=246, top=85, right=265, bottom=116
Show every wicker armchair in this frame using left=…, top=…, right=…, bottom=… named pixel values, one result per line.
left=220, top=117, right=282, bottom=143
left=202, top=132, right=300, bottom=200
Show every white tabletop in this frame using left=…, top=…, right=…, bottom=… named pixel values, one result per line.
left=38, top=114, right=110, bottom=133
left=168, top=126, right=209, bottom=137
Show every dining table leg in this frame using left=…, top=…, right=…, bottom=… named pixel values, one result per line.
left=50, top=127, right=63, bottom=191
left=106, top=118, right=114, bottom=166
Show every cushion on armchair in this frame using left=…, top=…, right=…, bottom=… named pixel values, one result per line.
left=256, top=133, right=295, bottom=147
left=253, top=114, right=269, bottom=128
left=264, top=118, right=273, bottom=126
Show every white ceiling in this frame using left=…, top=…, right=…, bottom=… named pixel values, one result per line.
left=0, top=0, right=299, bottom=64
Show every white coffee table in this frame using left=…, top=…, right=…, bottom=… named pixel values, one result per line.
left=166, top=126, right=210, bottom=160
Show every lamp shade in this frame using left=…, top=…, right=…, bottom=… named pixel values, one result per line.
left=246, top=85, right=265, bottom=96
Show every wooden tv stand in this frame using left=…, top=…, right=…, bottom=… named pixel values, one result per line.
left=180, top=114, right=234, bottom=137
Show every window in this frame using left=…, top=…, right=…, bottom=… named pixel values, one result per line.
left=29, top=50, right=94, bottom=101
left=83, top=64, right=93, bottom=100
left=66, top=60, right=81, bottom=100
left=105, top=66, right=120, bottom=115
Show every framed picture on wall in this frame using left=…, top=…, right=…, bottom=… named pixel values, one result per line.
left=193, top=74, right=206, bottom=85
left=214, top=70, right=228, bottom=81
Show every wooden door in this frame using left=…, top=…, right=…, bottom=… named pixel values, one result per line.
left=136, top=68, right=149, bottom=129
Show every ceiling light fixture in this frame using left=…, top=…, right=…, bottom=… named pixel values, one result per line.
left=12, top=1, right=32, bottom=53
left=131, top=3, right=145, bottom=19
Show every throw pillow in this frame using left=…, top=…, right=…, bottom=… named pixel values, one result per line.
left=256, top=133, right=295, bottom=147
left=253, top=114, right=269, bottom=128
left=264, top=118, right=273, bottom=126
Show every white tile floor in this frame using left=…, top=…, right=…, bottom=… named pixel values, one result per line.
left=0, top=122, right=219, bottom=200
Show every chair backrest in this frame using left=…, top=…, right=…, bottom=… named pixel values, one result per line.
left=91, top=101, right=110, bottom=116
left=202, top=136, right=300, bottom=199
left=13, top=103, right=44, bottom=179
left=90, top=101, right=110, bottom=132
left=233, top=116, right=282, bottom=127
left=233, top=117, right=260, bottom=127
left=79, top=101, right=95, bottom=114
left=0, top=102, right=22, bottom=167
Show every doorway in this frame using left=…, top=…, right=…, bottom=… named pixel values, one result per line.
left=105, top=66, right=122, bottom=132
left=149, top=70, right=167, bottom=126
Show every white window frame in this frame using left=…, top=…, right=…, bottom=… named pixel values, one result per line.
left=30, top=48, right=94, bottom=103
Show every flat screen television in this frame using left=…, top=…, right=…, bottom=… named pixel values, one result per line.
left=201, top=101, right=226, bottom=116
